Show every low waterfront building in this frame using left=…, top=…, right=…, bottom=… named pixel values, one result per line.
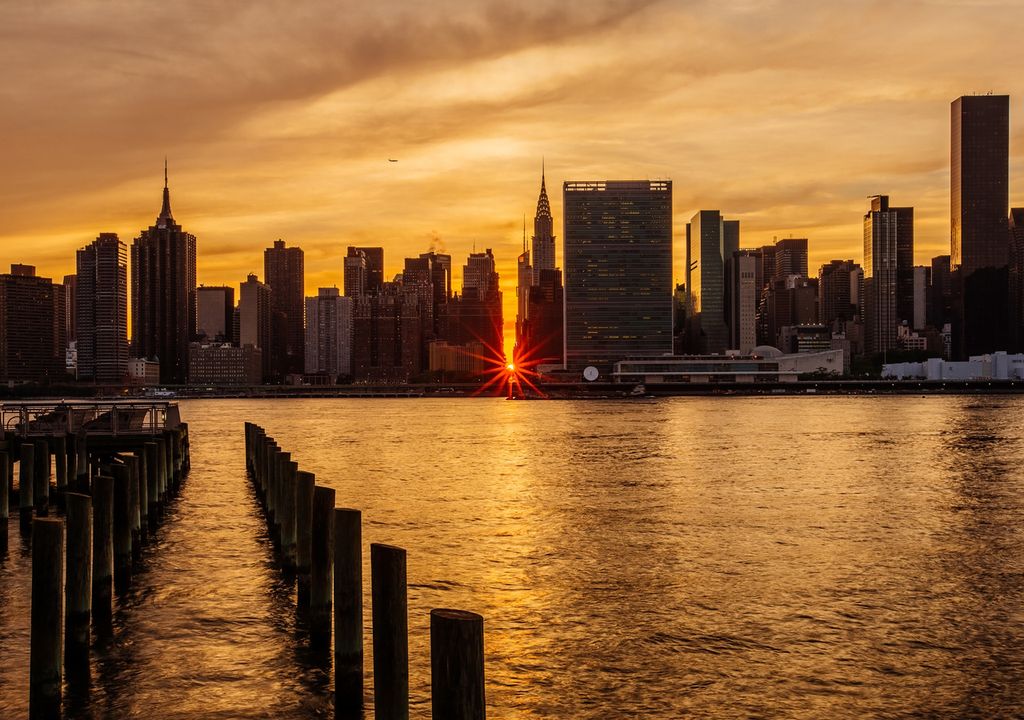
left=882, top=351, right=1024, bottom=380
left=189, top=342, right=262, bottom=385
left=127, top=358, right=161, bottom=386
left=612, top=348, right=844, bottom=384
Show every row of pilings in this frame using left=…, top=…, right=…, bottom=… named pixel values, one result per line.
left=244, top=421, right=486, bottom=720
left=0, top=423, right=191, bottom=719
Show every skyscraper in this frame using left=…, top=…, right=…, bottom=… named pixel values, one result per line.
left=63, top=274, right=77, bottom=344
left=76, top=233, right=129, bottom=383
left=239, top=273, right=273, bottom=382
left=726, top=249, right=759, bottom=354
left=951, top=94, right=1010, bottom=356
left=304, top=287, right=353, bottom=379
left=349, top=246, right=384, bottom=294
left=532, top=166, right=555, bottom=283
left=1009, top=210, right=1024, bottom=351
left=773, top=238, right=809, bottom=282
left=264, top=239, right=305, bottom=377
left=685, top=210, right=738, bottom=354
left=462, top=249, right=499, bottom=297
left=344, top=247, right=368, bottom=298
left=818, top=259, right=861, bottom=328
left=196, top=285, right=235, bottom=342
left=863, top=196, right=908, bottom=355
left=563, top=180, right=673, bottom=370
left=0, top=265, right=63, bottom=384
left=131, top=164, right=197, bottom=384
left=515, top=236, right=532, bottom=351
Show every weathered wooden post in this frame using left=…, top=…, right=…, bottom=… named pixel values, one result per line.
left=135, top=451, right=149, bottom=542
left=124, top=456, right=141, bottom=561
left=65, top=492, right=93, bottom=659
left=53, top=435, right=67, bottom=508
left=0, top=450, right=8, bottom=541
left=164, top=431, right=175, bottom=494
left=310, top=486, right=335, bottom=643
left=144, top=442, right=159, bottom=530
left=430, top=609, right=486, bottom=720
left=157, top=436, right=168, bottom=507
left=29, top=517, right=64, bottom=720
left=92, top=475, right=114, bottom=630
left=33, top=438, right=49, bottom=516
left=371, top=543, right=409, bottom=720
left=295, top=470, right=315, bottom=605
left=74, top=432, right=88, bottom=493
left=280, top=459, right=298, bottom=571
left=334, top=508, right=363, bottom=715
left=111, top=464, right=132, bottom=590
left=19, top=442, right=35, bottom=536
left=273, top=450, right=290, bottom=547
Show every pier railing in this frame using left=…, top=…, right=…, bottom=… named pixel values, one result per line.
left=1, top=400, right=181, bottom=438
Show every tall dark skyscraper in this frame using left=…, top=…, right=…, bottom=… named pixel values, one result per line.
left=685, top=210, right=738, bottom=354
left=951, top=94, right=1010, bottom=357
left=773, top=238, right=809, bottom=282
left=818, top=259, right=861, bottom=328
left=863, top=196, right=911, bottom=355
left=532, top=166, right=555, bottom=283
left=264, top=239, right=305, bottom=377
left=0, top=264, right=64, bottom=384
left=1009, top=209, right=1024, bottom=351
left=76, top=233, right=129, bottom=383
left=563, top=180, right=673, bottom=370
left=239, top=273, right=273, bottom=382
left=196, top=285, right=235, bottom=342
left=130, top=165, right=197, bottom=384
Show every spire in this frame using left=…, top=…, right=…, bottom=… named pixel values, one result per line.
left=535, top=160, right=551, bottom=220
left=157, top=157, right=174, bottom=228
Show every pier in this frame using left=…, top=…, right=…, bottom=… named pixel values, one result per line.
left=0, top=400, right=190, bottom=717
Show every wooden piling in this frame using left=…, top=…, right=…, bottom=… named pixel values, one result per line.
left=74, top=432, right=88, bottom=493
left=0, top=450, right=8, bottom=525
left=145, top=442, right=159, bottom=530
left=91, top=475, right=114, bottom=629
left=124, top=456, right=141, bottom=561
left=65, top=492, right=93, bottom=658
left=134, top=451, right=148, bottom=542
left=334, top=508, right=363, bottom=714
left=53, top=435, right=67, bottom=507
left=29, top=517, right=64, bottom=720
left=33, top=439, right=49, bottom=516
left=19, top=442, right=35, bottom=536
left=430, top=609, right=486, bottom=720
left=280, top=459, right=298, bottom=571
left=295, top=470, right=315, bottom=605
left=157, top=437, right=168, bottom=507
left=371, top=543, right=409, bottom=720
left=310, top=485, right=335, bottom=642
left=111, top=464, right=132, bottom=590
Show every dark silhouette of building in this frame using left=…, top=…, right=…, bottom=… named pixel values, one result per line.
left=863, top=196, right=911, bottom=356
left=304, top=287, right=353, bottom=379
left=686, top=210, right=738, bottom=354
left=1009, top=210, right=1024, bottom=351
left=563, top=181, right=673, bottom=370
left=264, top=239, right=305, bottom=377
left=951, top=94, right=1010, bottom=357
left=196, top=285, right=235, bottom=342
left=352, top=283, right=422, bottom=383
left=929, top=254, right=953, bottom=332
left=0, top=264, right=64, bottom=384
left=344, top=247, right=368, bottom=298
left=758, top=244, right=776, bottom=291
left=346, top=246, right=384, bottom=295
left=758, top=276, right=818, bottom=349
left=532, top=166, right=555, bottom=283
left=239, top=273, right=273, bottom=382
left=726, top=249, right=759, bottom=354
left=818, top=260, right=862, bottom=328
left=515, top=239, right=531, bottom=352
left=76, top=233, right=129, bottom=383
left=773, top=238, right=809, bottom=282
left=63, top=274, right=77, bottom=344
left=518, top=269, right=564, bottom=367
left=130, top=165, right=197, bottom=384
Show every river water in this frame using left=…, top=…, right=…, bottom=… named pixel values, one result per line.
left=1, top=397, right=1024, bottom=718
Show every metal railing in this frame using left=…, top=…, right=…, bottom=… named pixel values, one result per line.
left=0, top=400, right=180, bottom=438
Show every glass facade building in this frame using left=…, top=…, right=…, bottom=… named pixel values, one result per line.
left=563, top=180, right=673, bottom=370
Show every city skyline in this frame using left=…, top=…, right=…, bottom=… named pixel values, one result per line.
left=3, top=2, right=1024, bottom=355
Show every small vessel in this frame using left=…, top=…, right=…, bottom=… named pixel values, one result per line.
left=630, top=384, right=646, bottom=397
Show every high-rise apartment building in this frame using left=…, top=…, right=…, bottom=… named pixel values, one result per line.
left=239, top=273, right=273, bottom=382
left=929, top=254, right=953, bottom=332
left=773, top=238, right=809, bottom=282
left=951, top=94, right=1010, bottom=357
left=563, top=181, right=672, bottom=370
left=520, top=269, right=564, bottom=366
left=532, top=167, right=555, bottom=283
left=63, top=274, right=77, bottom=343
left=196, top=286, right=235, bottom=342
left=264, top=239, right=304, bottom=377
left=304, top=287, right=353, bottom=379
left=352, top=283, right=422, bottom=383
left=76, top=233, right=129, bottom=383
left=515, top=242, right=532, bottom=351
left=1009, top=210, right=1024, bottom=351
left=0, top=265, right=64, bottom=384
left=685, top=210, right=738, bottom=354
left=130, top=166, right=197, bottom=384
left=818, top=260, right=862, bottom=328
left=863, top=196, right=910, bottom=355
left=726, top=249, right=759, bottom=354
left=344, top=247, right=368, bottom=298
left=463, top=249, right=499, bottom=297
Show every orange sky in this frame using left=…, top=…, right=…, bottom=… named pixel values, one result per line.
left=2, top=1, right=1023, bottom=358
